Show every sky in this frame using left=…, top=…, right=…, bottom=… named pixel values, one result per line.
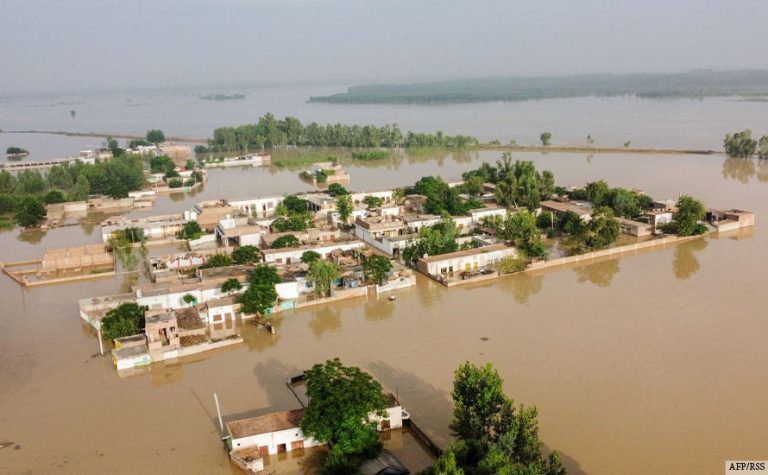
left=2, top=0, right=768, bottom=94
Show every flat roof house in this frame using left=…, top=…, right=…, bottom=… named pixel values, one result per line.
left=540, top=200, right=592, bottom=221
left=416, top=243, right=518, bottom=279
left=616, top=217, right=653, bottom=237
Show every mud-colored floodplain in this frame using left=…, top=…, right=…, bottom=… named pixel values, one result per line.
left=1, top=150, right=767, bottom=474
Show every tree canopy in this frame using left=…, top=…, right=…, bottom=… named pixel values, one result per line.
left=238, top=265, right=281, bottom=316
left=301, top=250, right=321, bottom=264
left=101, top=302, right=146, bottom=341
left=300, top=358, right=387, bottom=473
left=307, top=260, right=340, bottom=297
left=403, top=217, right=459, bottom=266
left=724, top=129, right=758, bottom=158
left=145, top=129, right=166, bottom=144
left=177, top=221, right=203, bottom=240
left=201, top=113, right=477, bottom=152
left=232, top=245, right=260, bottom=264
left=336, top=194, right=353, bottom=224
left=271, top=234, right=301, bottom=248
left=464, top=155, right=555, bottom=210
left=427, top=361, right=566, bottom=475
left=409, top=176, right=483, bottom=216
left=363, top=255, right=392, bottom=285
left=671, top=195, right=707, bottom=236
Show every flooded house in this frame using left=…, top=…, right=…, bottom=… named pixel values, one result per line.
left=707, top=209, right=756, bottom=232
left=540, top=199, right=593, bottom=221
left=261, top=239, right=366, bottom=266
left=227, top=195, right=283, bottom=219
left=416, top=243, right=518, bottom=285
left=185, top=200, right=238, bottom=231
left=617, top=217, right=654, bottom=237
left=100, top=214, right=187, bottom=242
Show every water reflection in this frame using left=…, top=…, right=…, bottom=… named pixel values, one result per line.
left=365, top=296, right=395, bottom=322
left=672, top=238, right=708, bottom=280
left=16, top=229, right=46, bottom=244
left=574, top=259, right=621, bottom=287
left=722, top=157, right=768, bottom=184
left=307, top=306, right=342, bottom=337
left=505, top=272, right=543, bottom=304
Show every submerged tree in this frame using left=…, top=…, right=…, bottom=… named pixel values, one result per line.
left=724, top=129, right=757, bottom=158
left=428, top=361, right=566, bottom=475
left=300, top=358, right=387, bottom=473
left=540, top=132, right=552, bottom=146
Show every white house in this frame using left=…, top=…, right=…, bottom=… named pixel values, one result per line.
left=228, top=196, right=283, bottom=219
left=261, top=240, right=366, bottom=265
left=468, top=206, right=508, bottom=225
left=417, top=243, right=518, bottom=277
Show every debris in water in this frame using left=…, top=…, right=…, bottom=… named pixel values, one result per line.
left=480, top=337, right=489, bottom=341
left=0, top=441, right=14, bottom=450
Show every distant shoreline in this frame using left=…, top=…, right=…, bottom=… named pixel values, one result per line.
left=0, top=129, right=208, bottom=144
left=0, top=130, right=720, bottom=156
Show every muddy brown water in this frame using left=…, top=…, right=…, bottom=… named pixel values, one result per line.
left=1, top=151, right=767, bottom=474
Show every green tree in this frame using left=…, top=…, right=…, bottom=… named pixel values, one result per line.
left=758, top=135, right=768, bottom=160
left=182, top=294, right=198, bottom=306
left=566, top=206, right=620, bottom=253
left=327, top=183, right=349, bottom=197
left=673, top=195, right=707, bottom=236
left=238, top=265, right=280, bottom=316
left=72, top=175, right=90, bottom=200
left=363, top=255, right=392, bottom=285
left=101, top=302, right=146, bottom=340
left=271, top=234, right=300, bottom=248
left=150, top=155, right=176, bottom=175
left=300, top=359, right=387, bottom=473
left=446, top=362, right=566, bottom=475
left=221, top=278, right=243, bottom=295
left=232, top=245, right=260, bottom=264
left=47, top=165, right=74, bottom=190
left=203, top=253, right=233, bottom=268
left=301, top=250, right=321, bottom=264
left=146, top=129, right=166, bottom=144
left=44, top=189, right=67, bottom=204
left=307, top=260, right=340, bottom=297
left=336, top=194, right=353, bottom=224
left=498, top=211, right=548, bottom=260
left=403, top=217, right=459, bottom=266
left=177, top=221, right=203, bottom=240
left=16, top=196, right=46, bottom=227
left=724, top=129, right=757, bottom=158
left=540, top=132, right=552, bottom=146
left=362, top=195, right=384, bottom=208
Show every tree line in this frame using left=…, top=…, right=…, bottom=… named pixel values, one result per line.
left=197, top=113, right=479, bottom=153
left=0, top=154, right=145, bottom=227
left=724, top=129, right=768, bottom=159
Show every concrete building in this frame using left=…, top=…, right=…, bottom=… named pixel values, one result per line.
left=540, top=200, right=592, bottom=221
left=707, top=209, right=756, bottom=232
left=468, top=206, right=508, bottom=225
left=144, top=310, right=181, bottom=361
left=186, top=200, right=238, bottom=231
left=158, top=143, right=192, bottom=166
left=617, top=217, right=654, bottom=237
left=417, top=243, right=518, bottom=278
left=203, top=153, right=271, bottom=168
left=404, top=215, right=441, bottom=233
left=100, top=214, right=186, bottom=242
left=261, top=240, right=366, bottom=265
left=228, top=196, right=283, bottom=219
left=641, top=209, right=674, bottom=231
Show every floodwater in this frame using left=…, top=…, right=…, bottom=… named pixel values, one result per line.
left=1, top=90, right=768, bottom=474
left=2, top=83, right=768, bottom=161
left=1, top=149, right=766, bottom=474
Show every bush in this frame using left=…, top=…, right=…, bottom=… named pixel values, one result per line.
left=536, top=211, right=555, bottom=229
left=271, top=234, right=300, bottom=248
left=495, top=255, right=528, bottom=274
left=351, top=150, right=389, bottom=161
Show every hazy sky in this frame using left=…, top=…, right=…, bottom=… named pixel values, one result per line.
left=2, top=0, right=768, bottom=93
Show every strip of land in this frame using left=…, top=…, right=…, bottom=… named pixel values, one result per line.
left=0, top=129, right=208, bottom=144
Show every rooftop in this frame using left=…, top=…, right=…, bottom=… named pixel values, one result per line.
left=226, top=409, right=305, bottom=439
left=540, top=200, right=592, bottom=216
left=145, top=311, right=176, bottom=325
left=419, top=243, right=513, bottom=263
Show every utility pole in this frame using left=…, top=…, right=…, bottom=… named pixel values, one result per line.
left=97, top=327, right=104, bottom=355
left=214, top=392, right=224, bottom=435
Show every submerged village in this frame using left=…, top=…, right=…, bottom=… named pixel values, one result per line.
left=0, top=121, right=759, bottom=474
